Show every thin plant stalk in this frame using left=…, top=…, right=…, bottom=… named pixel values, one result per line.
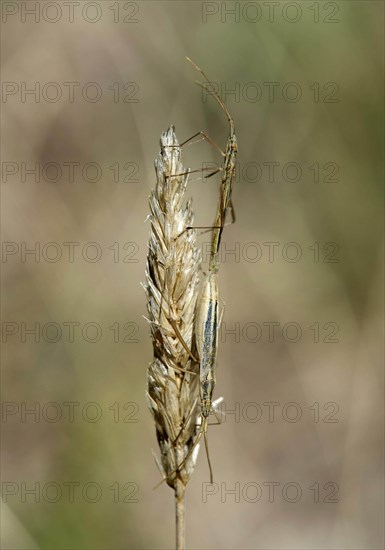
left=175, top=469, right=185, bottom=549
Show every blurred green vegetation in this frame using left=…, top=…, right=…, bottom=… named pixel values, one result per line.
left=2, top=1, right=383, bottom=549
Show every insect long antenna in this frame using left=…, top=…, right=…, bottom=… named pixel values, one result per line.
left=186, top=56, right=234, bottom=133
left=203, top=420, right=214, bottom=484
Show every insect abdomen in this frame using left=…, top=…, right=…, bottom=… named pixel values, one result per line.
left=194, top=271, right=218, bottom=417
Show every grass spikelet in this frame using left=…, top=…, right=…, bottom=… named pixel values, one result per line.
left=145, top=125, right=201, bottom=548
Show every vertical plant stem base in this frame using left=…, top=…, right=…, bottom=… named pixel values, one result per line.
left=175, top=478, right=186, bottom=550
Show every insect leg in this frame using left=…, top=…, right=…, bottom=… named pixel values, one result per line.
left=203, top=420, right=214, bottom=484
left=177, top=131, right=225, bottom=156
left=226, top=198, right=236, bottom=225
left=165, top=166, right=222, bottom=182
left=218, top=299, right=226, bottom=331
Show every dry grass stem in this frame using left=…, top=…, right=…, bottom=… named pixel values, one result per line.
left=145, top=126, right=202, bottom=547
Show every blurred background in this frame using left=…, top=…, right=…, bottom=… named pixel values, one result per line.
left=1, top=1, right=383, bottom=548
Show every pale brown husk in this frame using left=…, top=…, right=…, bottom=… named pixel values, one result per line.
left=145, top=126, right=201, bottom=490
